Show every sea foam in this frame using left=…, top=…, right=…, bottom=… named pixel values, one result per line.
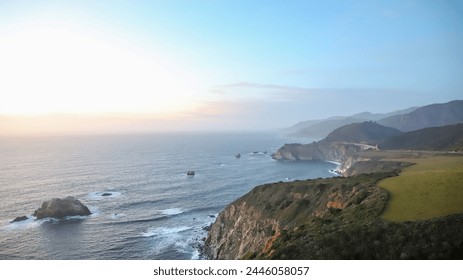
left=159, top=208, right=183, bottom=216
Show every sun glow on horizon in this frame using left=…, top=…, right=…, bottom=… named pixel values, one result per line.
left=0, top=21, right=202, bottom=116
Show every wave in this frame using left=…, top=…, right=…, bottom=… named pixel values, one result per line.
left=159, top=208, right=183, bottom=216
left=104, top=215, right=168, bottom=225
left=3, top=214, right=89, bottom=230
left=142, top=226, right=197, bottom=257
left=3, top=215, right=41, bottom=231
left=88, top=205, right=100, bottom=217
left=142, top=226, right=192, bottom=238
left=116, top=199, right=163, bottom=210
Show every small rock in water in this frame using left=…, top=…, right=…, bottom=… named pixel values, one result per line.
left=11, top=216, right=28, bottom=223
left=101, top=193, right=112, bottom=196
left=208, top=214, right=216, bottom=218
left=187, top=170, right=195, bottom=176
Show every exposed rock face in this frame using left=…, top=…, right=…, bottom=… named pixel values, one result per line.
left=272, top=141, right=376, bottom=175
left=204, top=173, right=389, bottom=259
left=33, top=196, right=91, bottom=219
left=204, top=172, right=463, bottom=260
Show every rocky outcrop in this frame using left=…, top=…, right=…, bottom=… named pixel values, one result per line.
left=11, top=216, right=28, bottom=223
left=204, top=172, right=463, bottom=260
left=33, top=196, right=91, bottom=219
left=272, top=141, right=377, bottom=175
left=205, top=173, right=390, bottom=259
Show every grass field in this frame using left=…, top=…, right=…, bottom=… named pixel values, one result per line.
left=379, top=155, right=463, bottom=222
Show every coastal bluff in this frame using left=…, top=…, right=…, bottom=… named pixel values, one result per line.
left=204, top=173, right=389, bottom=259
left=271, top=142, right=377, bottom=175
left=204, top=171, right=463, bottom=259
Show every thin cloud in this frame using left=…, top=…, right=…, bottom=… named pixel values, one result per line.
left=215, top=82, right=313, bottom=93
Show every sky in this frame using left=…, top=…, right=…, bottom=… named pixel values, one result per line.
left=0, top=0, right=462, bottom=135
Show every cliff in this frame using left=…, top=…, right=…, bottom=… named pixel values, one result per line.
left=272, top=141, right=377, bottom=174
left=204, top=171, right=463, bottom=259
left=205, top=173, right=390, bottom=259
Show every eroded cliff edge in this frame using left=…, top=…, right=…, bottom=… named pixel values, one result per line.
left=271, top=142, right=377, bottom=175
left=204, top=168, right=463, bottom=259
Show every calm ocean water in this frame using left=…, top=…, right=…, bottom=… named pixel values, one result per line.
left=0, top=132, right=335, bottom=259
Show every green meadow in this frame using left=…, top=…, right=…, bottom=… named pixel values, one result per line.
left=379, top=155, right=463, bottom=222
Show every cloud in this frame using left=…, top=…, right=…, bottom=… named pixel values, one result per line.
left=215, top=82, right=312, bottom=93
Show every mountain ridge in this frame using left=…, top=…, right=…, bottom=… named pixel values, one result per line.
left=288, top=100, right=463, bottom=139
left=377, top=100, right=463, bottom=132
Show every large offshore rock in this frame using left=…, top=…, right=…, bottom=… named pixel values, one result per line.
left=33, top=196, right=91, bottom=219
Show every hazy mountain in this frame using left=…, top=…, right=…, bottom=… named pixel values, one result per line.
left=381, top=123, right=463, bottom=151
left=288, top=106, right=418, bottom=139
left=289, top=117, right=369, bottom=139
left=351, top=107, right=419, bottom=120
left=377, top=100, right=463, bottom=132
left=321, top=121, right=402, bottom=145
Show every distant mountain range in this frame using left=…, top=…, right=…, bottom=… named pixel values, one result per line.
left=316, top=120, right=463, bottom=151
left=377, top=100, right=463, bottom=132
left=381, top=123, right=463, bottom=151
left=287, top=100, right=463, bottom=139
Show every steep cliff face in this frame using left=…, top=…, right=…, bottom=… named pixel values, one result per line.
left=204, top=172, right=463, bottom=260
left=204, top=173, right=390, bottom=259
left=272, top=142, right=376, bottom=174
left=204, top=202, right=281, bottom=259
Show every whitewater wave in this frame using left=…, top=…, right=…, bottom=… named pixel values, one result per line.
left=142, top=226, right=197, bottom=257
left=108, top=213, right=126, bottom=219
left=107, top=216, right=168, bottom=225
left=159, top=208, right=183, bottom=216
left=3, top=213, right=89, bottom=230
left=3, top=216, right=41, bottom=231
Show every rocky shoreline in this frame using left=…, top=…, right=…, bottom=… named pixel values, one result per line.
left=203, top=144, right=463, bottom=259
left=271, top=141, right=378, bottom=175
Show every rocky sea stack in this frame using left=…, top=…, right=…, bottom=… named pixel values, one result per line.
left=33, top=196, right=91, bottom=219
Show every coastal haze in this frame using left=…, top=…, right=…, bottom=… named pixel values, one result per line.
left=1, top=0, right=463, bottom=266
left=0, top=0, right=462, bottom=135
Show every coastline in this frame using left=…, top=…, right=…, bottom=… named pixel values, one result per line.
left=203, top=152, right=463, bottom=259
left=325, top=160, right=342, bottom=176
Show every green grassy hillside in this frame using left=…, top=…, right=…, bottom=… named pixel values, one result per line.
left=379, top=156, right=463, bottom=221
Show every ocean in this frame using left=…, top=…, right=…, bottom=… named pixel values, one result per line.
left=0, top=132, right=336, bottom=260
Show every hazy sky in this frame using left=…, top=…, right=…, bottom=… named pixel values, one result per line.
left=1, top=0, right=462, bottom=135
